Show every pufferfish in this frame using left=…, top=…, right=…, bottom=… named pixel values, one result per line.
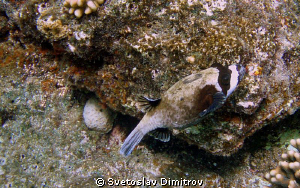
left=120, top=63, right=245, bottom=156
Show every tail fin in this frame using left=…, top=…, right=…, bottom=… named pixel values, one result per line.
left=120, top=128, right=145, bottom=156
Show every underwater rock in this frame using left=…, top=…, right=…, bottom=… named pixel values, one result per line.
left=0, top=15, right=9, bottom=37
left=83, top=97, right=114, bottom=132
left=1, top=0, right=299, bottom=156
left=1, top=2, right=300, bottom=187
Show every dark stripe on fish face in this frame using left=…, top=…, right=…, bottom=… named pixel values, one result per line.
left=211, top=63, right=231, bottom=96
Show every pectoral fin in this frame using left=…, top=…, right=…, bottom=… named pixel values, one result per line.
left=199, top=92, right=226, bottom=117
left=138, top=96, right=161, bottom=112
left=149, top=128, right=170, bottom=142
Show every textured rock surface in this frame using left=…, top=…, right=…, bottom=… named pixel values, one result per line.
left=0, top=0, right=299, bottom=168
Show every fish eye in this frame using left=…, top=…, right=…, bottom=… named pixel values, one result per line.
left=222, top=74, right=230, bottom=85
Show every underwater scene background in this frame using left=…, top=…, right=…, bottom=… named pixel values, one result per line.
left=0, top=0, right=299, bottom=187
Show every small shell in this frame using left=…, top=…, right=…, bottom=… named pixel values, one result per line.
left=186, top=56, right=195, bottom=63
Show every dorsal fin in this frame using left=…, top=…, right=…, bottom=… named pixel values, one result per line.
left=138, top=96, right=161, bottom=112
left=149, top=128, right=170, bottom=142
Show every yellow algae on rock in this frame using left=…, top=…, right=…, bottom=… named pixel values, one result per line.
left=36, top=16, right=70, bottom=40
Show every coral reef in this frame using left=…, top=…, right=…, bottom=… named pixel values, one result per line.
left=83, top=97, right=115, bottom=132
left=0, top=20, right=299, bottom=187
left=265, top=138, right=300, bottom=187
left=63, top=0, right=105, bottom=18
left=1, top=0, right=299, bottom=157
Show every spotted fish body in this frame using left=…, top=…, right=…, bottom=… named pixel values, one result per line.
left=120, top=63, right=245, bottom=156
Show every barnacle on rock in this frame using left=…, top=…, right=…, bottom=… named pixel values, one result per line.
left=63, top=0, right=105, bottom=18
left=264, top=139, right=300, bottom=187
